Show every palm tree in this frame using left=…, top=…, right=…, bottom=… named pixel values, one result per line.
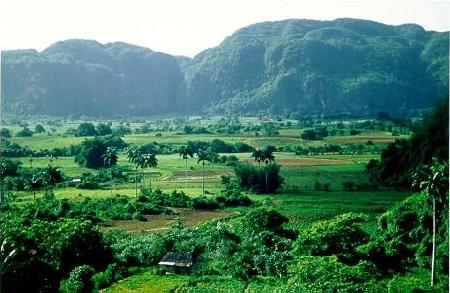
left=41, top=164, right=63, bottom=200
left=127, top=147, right=143, bottom=197
left=102, top=147, right=118, bottom=196
left=25, top=173, right=43, bottom=203
left=414, top=158, right=448, bottom=286
left=251, top=149, right=264, bottom=167
left=261, top=147, right=275, bottom=193
left=29, top=155, right=34, bottom=168
left=139, top=153, right=158, bottom=190
left=196, top=149, right=211, bottom=196
left=179, top=146, right=194, bottom=194
left=0, top=162, right=6, bottom=205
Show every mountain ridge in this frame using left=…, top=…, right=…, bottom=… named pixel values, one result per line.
left=2, top=18, right=448, bottom=118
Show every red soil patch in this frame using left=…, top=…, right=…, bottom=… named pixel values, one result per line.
left=101, top=208, right=231, bottom=233
left=330, top=137, right=395, bottom=144
left=245, top=157, right=350, bottom=166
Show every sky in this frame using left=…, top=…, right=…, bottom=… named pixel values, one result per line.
left=1, top=0, right=449, bottom=57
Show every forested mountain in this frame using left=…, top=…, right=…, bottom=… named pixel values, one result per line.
left=1, top=40, right=183, bottom=117
left=182, top=18, right=448, bottom=116
left=2, top=18, right=448, bottom=117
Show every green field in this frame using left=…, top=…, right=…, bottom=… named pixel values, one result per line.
left=14, top=151, right=378, bottom=203
left=3, top=117, right=424, bottom=292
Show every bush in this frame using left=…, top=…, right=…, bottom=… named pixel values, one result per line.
left=301, top=129, right=316, bottom=140
left=59, top=265, right=95, bottom=293
left=92, top=263, right=125, bottom=290
left=112, top=126, right=132, bottom=137
left=349, top=129, right=362, bottom=135
left=284, top=256, right=383, bottom=293
left=234, top=163, right=284, bottom=194
left=106, top=231, right=167, bottom=267
left=217, top=189, right=252, bottom=207
left=342, top=181, right=355, bottom=191
left=75, top=138, right=108, bottom=169
left=1, top=217, right=112, bottom=292
left=192, top=196, right=220, bottom=209
left=15, top=127, right=33, bottom=137
left=387, top=269, right=448, bottom=293
left=139, top=188, right=192, bottom=208
left=1, top=128, right=12, bottom=138
left=34, top=124, right=46, bottom=133
left=79, top=172, right=100, bottom=189
left=75, top=123, right=97, bottom=137
left=96, top=123, right=112, bottom=136
left=362, top=189, right=448, bottom=275
left=295, top=213, right=370, bottom=264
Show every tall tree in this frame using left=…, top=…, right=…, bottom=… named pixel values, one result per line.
left=25, top=173, right=43, bottom=203
left=102, top=147, right=118, bottom=196
left=126, top=146, right=143, bottom=197
left=139, top=153, right=158, bottom=190
left=179, top=146, right=194, bottom=194
left=414, top=158, right=449, bottom=286
left=262, top=147, right=276, bottom=193
left=196, top=149, right=211, bottom=196
left=41, top=164, right=63, bottom=200
left=75, top=139, right=108, bottom=169
left=251, top=149, right=264, bottom=167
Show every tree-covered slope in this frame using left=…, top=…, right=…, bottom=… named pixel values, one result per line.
left=2, top=19, right=448, bottom=117
left=1, top=40, right=184, bottom=117
left=182, top=18, right=448, bottom=116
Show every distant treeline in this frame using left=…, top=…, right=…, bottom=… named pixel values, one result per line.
left=1, top=137, right=255, bottom=159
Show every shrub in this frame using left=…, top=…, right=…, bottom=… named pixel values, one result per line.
left=59, top=265, right=95, bottom=293
left=139, top=188, right=192, bottom=208
left=106, top=232, right=167, bottom=267
left=15, top=127, right=33, bottom=137
left=349, top=129, right=362, bottom=135
left=284, top=256, right=383, bottom=292
left=301, top=129, right=317, bottom=140
left=96, top=123, right=112, bottom=136
left=34, top=124, right=46, bottom=133
left=0, top=128, right=12, bottom=138
left=75, top=138, right=108, bottom=169
left=192, top=196, right=220, bottom=209
left=342, top=181, right=355, bottom=191
left=295, top=213, right=370, bottom=264
left=234, top=163, right=284, bottom=194
left=1, top=217, right=112, bottom=292
left=79, top=172, right=100, bottom=189
left=92, top=263, right=125, bottom=290
left=75, top=123, right=97, bottom=137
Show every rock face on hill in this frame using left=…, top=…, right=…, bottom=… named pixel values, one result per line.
left=2, top=18, right=448, bottom=117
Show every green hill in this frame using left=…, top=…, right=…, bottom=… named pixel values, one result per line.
left=2, top=18, right=448, bottom=117
left=182, top=18, right=448, bottom=117
left=1, top=40, right=183, bottom=117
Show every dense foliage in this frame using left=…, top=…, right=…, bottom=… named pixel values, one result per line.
left=368, top=99, right=448, bottom=188
left=234, top=163, right=284, bottom=193
left=75, top=138, right=109, bottom=169
left=1, top=216, right=112, bottom=292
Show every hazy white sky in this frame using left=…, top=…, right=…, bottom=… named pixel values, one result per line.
left=1, top=0, right=449, bottom=57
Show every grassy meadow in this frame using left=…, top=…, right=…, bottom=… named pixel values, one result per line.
left=8, top=118, right=409, bottom=230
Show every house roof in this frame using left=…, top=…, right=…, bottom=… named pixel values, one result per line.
left=158, top=252, right=193, bottom=267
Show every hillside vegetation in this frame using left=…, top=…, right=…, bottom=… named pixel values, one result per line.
left=2, top=18, right=448, bottom=117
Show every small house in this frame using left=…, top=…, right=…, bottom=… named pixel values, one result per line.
left=158, top=252, right=193, bottom=274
